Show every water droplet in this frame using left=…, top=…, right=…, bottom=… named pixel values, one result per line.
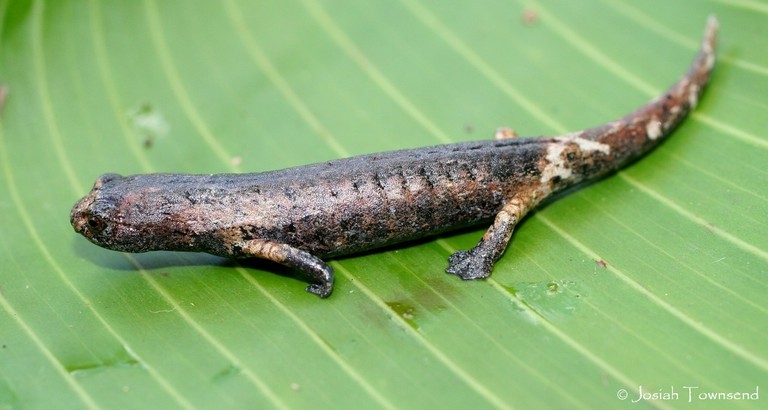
left=546, top=282, right=559, bottom=294
left=508, top=280, right=588, bottom=320
left=385, top=302, right=418, bottom=329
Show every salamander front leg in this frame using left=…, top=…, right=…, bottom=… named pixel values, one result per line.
left=240, top=239, right=334, bottom=298
left=446, top=198, right=529, bottom=280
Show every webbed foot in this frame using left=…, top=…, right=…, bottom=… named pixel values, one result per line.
left=446, top=248, right=494, bottom=280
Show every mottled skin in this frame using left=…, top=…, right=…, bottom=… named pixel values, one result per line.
left=71, top=18, right=717, bottom=298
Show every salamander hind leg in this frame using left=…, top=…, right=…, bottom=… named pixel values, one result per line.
left=446, top=198, right=529, bottom=280
left=239, top=239, right=334, bottom=298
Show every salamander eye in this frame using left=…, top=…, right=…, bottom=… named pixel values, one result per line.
left=86, top=215, right=107, bottom=234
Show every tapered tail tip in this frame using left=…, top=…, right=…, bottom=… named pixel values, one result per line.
left=704, top=15, right=718, bottom=49
left=706, top=14, right=719, bottom=31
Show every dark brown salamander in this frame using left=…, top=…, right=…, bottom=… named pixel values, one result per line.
left=71, top=18, right=717, bottom=298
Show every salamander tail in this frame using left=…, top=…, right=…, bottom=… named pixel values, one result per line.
left=577, top=16, right=717, bottom=170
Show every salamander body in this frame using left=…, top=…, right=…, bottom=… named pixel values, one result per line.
left=71, top=18, right=717, bottom=297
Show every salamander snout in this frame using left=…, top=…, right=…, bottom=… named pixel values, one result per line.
left=70, top=174, right=125, bottom=249
left=71, top=188, right=106, bottom=243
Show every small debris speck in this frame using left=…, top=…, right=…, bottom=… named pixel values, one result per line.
left=494, top=127, right=517, bottom=140
left=595, top=259, right=607, bottom=269
left=521, top=9, right=538, bottom=25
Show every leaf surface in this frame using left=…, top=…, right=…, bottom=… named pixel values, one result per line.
left=1, top=0, right=766, bottom=408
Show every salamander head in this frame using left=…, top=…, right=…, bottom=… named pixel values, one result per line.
left=71, top=174, right=142, bottom=252
left=70, top=173, right=199, bottom=253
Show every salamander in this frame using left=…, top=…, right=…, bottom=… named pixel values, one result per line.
left=71, top=18, right=717, bottom=298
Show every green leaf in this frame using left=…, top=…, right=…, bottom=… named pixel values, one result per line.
left=1, top=0, right=766, bottom=408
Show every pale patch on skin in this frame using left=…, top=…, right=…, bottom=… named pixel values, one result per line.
left=702, top=16, right=718, bottom=70
left=704, top=52, right=716, bottom=71
left=646, top=118, right=663, bottom=140
left=571, top=137, right=611, bottom=155
left=557, top=133, right=611, bottom=155
left=540, top=142, right=572, bottom=183
left=541, top=132, right=612, bottom=184
left=688, top=84, right=700, bottom=109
